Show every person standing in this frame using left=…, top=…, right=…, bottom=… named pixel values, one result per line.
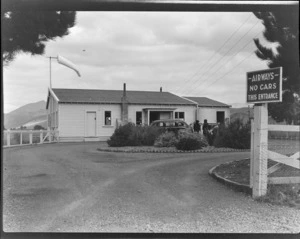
left=202, top=119, right=209, bottom=136
left=193, top=120, right=201, bottom=133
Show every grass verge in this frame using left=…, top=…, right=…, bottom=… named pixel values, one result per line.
left=214, top=158, right=300, bottom=209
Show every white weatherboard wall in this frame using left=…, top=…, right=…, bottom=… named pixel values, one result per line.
left=198, top=107, right=230, bottom=124
left=48, top=94, right=59, bottom=129
left=173, top=105, right=196, bottom=124
left=58, top=103, right=121, bottom=141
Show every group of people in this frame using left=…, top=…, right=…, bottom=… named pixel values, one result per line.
left=192, top=119, right=210, bottom=135
left=192, top=119, right=219, bottom=145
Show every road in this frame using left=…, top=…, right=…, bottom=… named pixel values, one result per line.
left=3, top=143, right=300, bottom=233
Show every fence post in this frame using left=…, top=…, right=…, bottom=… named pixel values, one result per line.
left=20, top=132, right=23, bottom=145
left=49, top=130, right=52, bottom=143
left=250, top=118, right=254, bottom=188
left=56, top=130, right=59, bottom=143
left=7, top=130, right=10, bottom=147
left=29, top=130, right=33, bottom=144
left=252, top=103, right=268, bottom=198
left=40, top=130, right=43, bottom=143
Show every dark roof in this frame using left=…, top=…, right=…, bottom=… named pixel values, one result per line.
left=184, top=97, right=231, bottom=107
left=51, top=88, right=195, bottom=105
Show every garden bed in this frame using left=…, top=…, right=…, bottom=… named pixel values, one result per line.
left=213, top=158, right=300, bottom=209
left=97, top=143, right=250, bottom=153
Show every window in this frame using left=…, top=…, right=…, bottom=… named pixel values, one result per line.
left=105, top=111, right=111, bottom=125
left=175, top=112, right=185, bottom=120
left=136, top=111, right=142, bottom=125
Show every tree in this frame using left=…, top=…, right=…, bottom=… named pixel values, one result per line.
left=34, top=125, right=45, bottom=130
left=253, top=10, right=300, bottom=124
left=2, top=11, right=76, bottom=65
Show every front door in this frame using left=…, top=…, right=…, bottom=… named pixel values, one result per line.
left=86, top=112, right=96, bottom=136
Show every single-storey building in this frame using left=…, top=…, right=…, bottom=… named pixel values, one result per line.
left=46, top=84, right=231, bottom=142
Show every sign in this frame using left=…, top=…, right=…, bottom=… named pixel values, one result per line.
left=246, top=67, right=282, bottom=103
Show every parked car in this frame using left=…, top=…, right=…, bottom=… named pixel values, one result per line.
left=150, top=119, right=191, bottom=133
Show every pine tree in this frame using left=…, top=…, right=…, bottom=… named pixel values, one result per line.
left=253, top=10, right=300, bottom=124
left=2, top=11, right=76, bottom=65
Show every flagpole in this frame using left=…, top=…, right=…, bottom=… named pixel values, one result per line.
left=47, top=56, right=57, bottom=89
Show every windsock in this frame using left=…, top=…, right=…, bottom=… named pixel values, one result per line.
left=57, top=55, right=81, bottom=77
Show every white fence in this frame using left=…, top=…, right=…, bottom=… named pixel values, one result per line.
left=3, top=129, right=59, bottom=148
left=250, top=120, right=300, bottom=192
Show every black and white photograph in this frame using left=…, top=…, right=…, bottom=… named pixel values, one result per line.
left=2, top=0, right=300, bottom=235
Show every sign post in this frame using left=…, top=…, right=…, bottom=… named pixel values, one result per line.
left=247, top=67, right=282, bottom=198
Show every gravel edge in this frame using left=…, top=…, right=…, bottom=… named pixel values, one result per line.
left=97, top=147, right=250, bottom=153
left=208, top=158, right=252, bottom=195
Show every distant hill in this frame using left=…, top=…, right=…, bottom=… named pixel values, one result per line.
left=4, top=101, right=47, bottom=129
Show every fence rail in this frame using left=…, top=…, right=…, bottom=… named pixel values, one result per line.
left=3, top=130, right=59, bottom=148
left=267, top=124, right=300, bottom=184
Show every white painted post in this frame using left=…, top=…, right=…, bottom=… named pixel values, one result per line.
left=29, top=131, right=33, bottom=144
left=40, top=130, right=43, bottom=143
left=252, top=103, right=268, bottom=198
left=56, top=130, right=59, bottom=143
left=20, top=132, right=23, bottom=145
left=148, top=110, right=150, bottom=126
left=250, top=118, right=254, bottom=188
left=7, top=130, right=10, bottom=147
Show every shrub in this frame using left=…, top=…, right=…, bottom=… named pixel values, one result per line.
left=176, top=131, right=208, bottom=151
left=213, top=119, right=251, bottom=149
left=107, top=123, right=165, bottom=147
left=154, top=131, right=178, bottom=147
left=107, top=123, right=136, bottom=147
left=34, top=125, right=45, bottom=130
left=139, top=126, right=165, bottom=146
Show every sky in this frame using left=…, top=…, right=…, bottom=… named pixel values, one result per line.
left=3, top=11, right=277, bottom=113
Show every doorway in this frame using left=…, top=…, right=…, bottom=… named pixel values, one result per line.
left=86, top=112, right=96, bottom=136
left=149, top=112, right=160, bottom=124
left=216, top=111, right=225, bottom=124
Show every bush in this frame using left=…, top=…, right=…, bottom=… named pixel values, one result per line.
left=107, top=123, right=165, bottom=147
left=213, top=119, right=251, bottom=149
left=34, top=125, right=45, bottom=130
left=107, top=123, right=136, bottom=147
left=139, top=126, right=165, bottom=146
left=154, top=131, right=178, bottom=147
left=176, top=131, right=208, bottom=151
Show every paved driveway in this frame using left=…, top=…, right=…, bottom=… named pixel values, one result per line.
left=3, top=143, right=300, bottom=233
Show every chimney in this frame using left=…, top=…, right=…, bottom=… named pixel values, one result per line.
left=160, top=87, right=162, bottom=92
left=123, top=83, right=126, bottom=97
left=121, top=83, right=128, bottom=123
